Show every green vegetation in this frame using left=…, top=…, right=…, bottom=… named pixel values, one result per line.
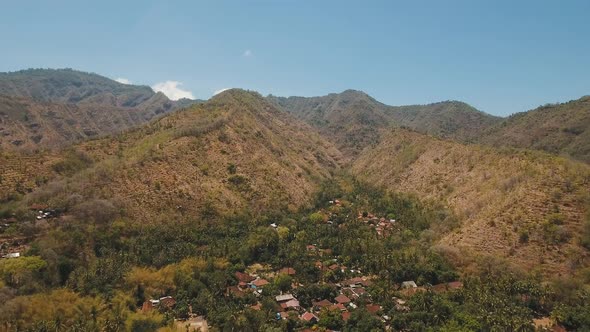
left=0, top=175, right=588, bottom=331
left=0, top=76, right=589, bottom=331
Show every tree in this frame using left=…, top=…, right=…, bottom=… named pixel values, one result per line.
left=319, top=307, right=344, bottom=330
left=344, top=309, right=383, bottom=332
left=274, top=274, right=292, bottom=292
left=0, top=256, right=47, bottom=288
left=309, top=212, right=324, bottom=224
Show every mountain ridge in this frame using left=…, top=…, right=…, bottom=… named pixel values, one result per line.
left=476, top=95, right=590, bottom=163
left=268, top=90, right=501, bottom=159
left=0, top=69, right=203, bottom=151
left=16, top=89, right=343, bottom=220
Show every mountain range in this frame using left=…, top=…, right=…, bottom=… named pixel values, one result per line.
left=0, top=69, right=201, bottom=151
left=0, top=68, right=589, bottom=276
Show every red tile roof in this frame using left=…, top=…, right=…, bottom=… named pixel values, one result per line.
left=313, top=299, right=333, bottom=308
left=366, top=304, right=381, bottom=314
left=301, top=312, right=318, bottom=322
left=335, top=294, right=351, bottom=304
left=342, top=311, right=351, bottom=321
left=251, top=278, right=269, bottom=287
left=284, top=299, right=300, bottom=309
left=235, top=271, right=255, bottom=283
left=279, top=267, right=296, bottom=275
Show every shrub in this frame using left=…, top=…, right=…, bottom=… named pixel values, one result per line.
left=519, top=230, right=529, bottom=243
left=581, top=213, right=590, bottom=250
left=309, top=212, right=324, bottom=223
left=542, top=221, right=571, bottom=244
left=228, top=175, right=250, bottom=192
left=51, top=150, right=92, bottom=176
left=227, top=163, right=237, bottom=174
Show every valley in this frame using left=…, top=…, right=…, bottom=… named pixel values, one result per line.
left=0, top=70, right=589, bottom=331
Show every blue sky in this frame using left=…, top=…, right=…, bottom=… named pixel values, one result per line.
left=1, top=1, right=589, bottom=116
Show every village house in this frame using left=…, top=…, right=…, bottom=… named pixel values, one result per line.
left=275, top=293, right=301, bottom=312
left=334, top=294, right=351, bottom=305
left=276, top=293, right=295, bottom=303
left=160, top=296, right=176, bottom=309
left=142, top=296, right=176, bottom=312
left=342, top=311, right=351, bottom=321
left=279, top=267, right=296, bottom=276
left=250, top=278, right=269, bottom=288
left=341, top=276, right=372, bottom=288
left=312, top=299, right=332, bottom=311
left=235, top=271, right=255, bottom=283
left=300, top=311, right=318, bottom=324
left=366, top=304, right=382, bottom=315
left=281, top=299, right=301, bottom=311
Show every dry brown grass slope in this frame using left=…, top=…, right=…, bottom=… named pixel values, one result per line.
left=269, top=90, right=500, bottom=160
left=0, top=151, right=64, bottom=201
left=477, top=96, right=590, bottom=163
left=0, top=69, right=203, bottom=152
left=352, top=128, right=590, bottom=276
left=27, top=89, right=342, bottom=220
left=0, top=95, right=175, bottom=151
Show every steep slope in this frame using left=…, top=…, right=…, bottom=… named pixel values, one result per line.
left=352, top=128, right=590, bottom=275
left=269, top=90, right=500, bottom=158
left=24, top=90, right=343, bottom=220
left=269, top=90, right=388, bottom=159
left=477, top=96, right=590, bottom=163
left=0, top=69, right=202, bottom=151
left=384, top=101, right=501, bottom=141
left=0, top=151, right=64, bottom=202
left=0, top=68, right=156, bottom=107
left=0, top=95, right=175, bottom=151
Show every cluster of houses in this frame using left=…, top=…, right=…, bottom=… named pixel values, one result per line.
left=358, top=212, right=399, bottom=237
left=231, top=271, right=271, bottom=297
left=224, top=249, right=466, bottom=329
left=266, top=275, right=388, bottom=324
left=0, top=203, right=60, bottom=258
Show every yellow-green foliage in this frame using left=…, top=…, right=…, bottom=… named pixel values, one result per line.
left=0, top=289, right=104, bottom=329
left=125, top=258, right=208, bottom=298
left=0, top=256, right=46, bottom=287
left=125, top=311, right=166, bottom=332
left=309, top=212, right=325, bottom=223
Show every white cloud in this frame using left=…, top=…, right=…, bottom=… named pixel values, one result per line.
left=115, top=77, right=132, bottom=85
left=151, top=81, right=195, bottom=100
left=242, top=49, right=252, bottom=57
left=214, top=88, right=231, bottom=95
